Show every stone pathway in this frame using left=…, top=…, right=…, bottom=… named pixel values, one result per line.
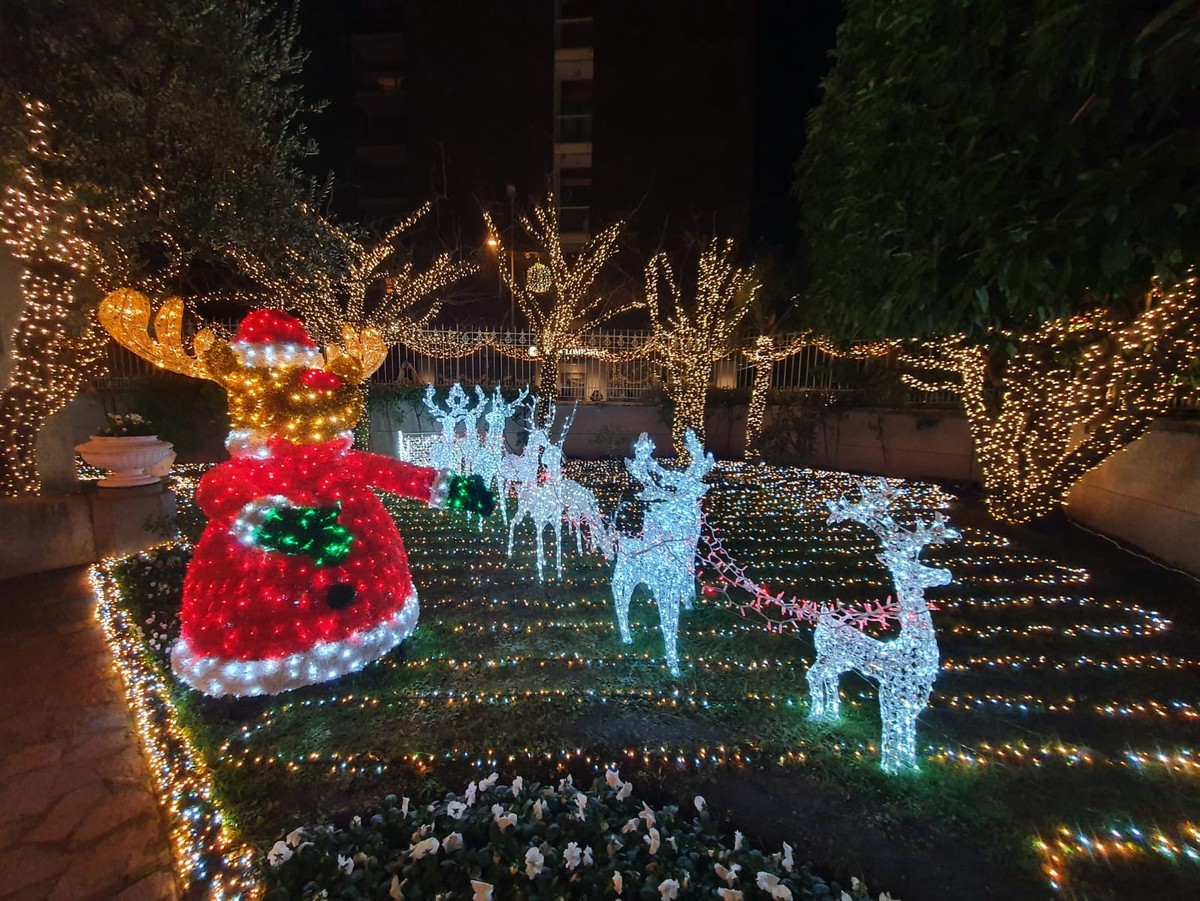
left=0, top=567, right=178, bottom=901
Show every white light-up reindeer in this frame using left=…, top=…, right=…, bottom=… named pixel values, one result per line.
left=422, top=382, right=487, bottom=474
left=610, top=430, right=714, bottom=675
left=478, top=385, right=529, bottom=523
left=806, top=478, right=958, bottom=773
left=505, top=400, right=595, bottom=580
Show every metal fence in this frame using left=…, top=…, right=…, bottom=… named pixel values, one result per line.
left=90, top=324, right=1200, bottom=413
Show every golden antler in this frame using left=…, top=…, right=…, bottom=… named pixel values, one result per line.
left=324, top=324, right=388, bottom=381
left=99, top=288, right=216, bottom=381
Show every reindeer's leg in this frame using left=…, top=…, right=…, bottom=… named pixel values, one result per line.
left=534, top=519, right=547, bottom=582
left=879, top=679, right=928, bottom=773
left=553, top=519, right=563, bottom=578
left=612, top=558, right=634, bottom=645
left=658, top=587, right=682, bottom=676
left=806, top=658, right=836, bottom=721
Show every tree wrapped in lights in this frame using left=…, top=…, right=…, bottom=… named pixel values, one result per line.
left=232, top=203, right=478, bottom=348
left=611, top=430, right=715, bottom=676
left=99, top=290, right=494, bottom=696
left=744, top=333, right=896, bottom=462
left=0, top=0, right=343, bottom=495
left=644, top=240, right=758, bottom=457
left=807, top=478, right=958, bottom=773
left=901, top=276, right=1200, bottom=523
left=483, top=196, right=647, bottom=415
left=798, top=0, right=1200, bottom=522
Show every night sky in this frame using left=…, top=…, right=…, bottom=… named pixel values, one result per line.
left=296, top=0, right=841, bottom=264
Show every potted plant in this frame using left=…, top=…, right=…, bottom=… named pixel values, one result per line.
left=75, top=413, right=175, bottom=488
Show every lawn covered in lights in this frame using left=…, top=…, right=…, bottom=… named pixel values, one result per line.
left=105, top=461, right=1200, bottom=899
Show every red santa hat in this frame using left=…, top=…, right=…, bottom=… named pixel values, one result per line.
left=229, top=309, right=324, bottom=368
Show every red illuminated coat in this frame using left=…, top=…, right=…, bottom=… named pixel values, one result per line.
left=171, top=436, right=442, bottom=696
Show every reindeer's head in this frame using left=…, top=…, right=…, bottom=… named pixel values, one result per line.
left=626, top=429, right=715, bottom=505
left=100, top=289, right=387, bottom=448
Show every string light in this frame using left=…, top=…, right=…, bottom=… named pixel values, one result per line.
left=806, top=479, right=957, bottom=773
left=93, top=457, right=1199, bottom=894
left=644, top=240, right=758, bottom=456
left=0, top=100, right=138, bottom=495
left=91, top=557, right=258, bottom=898
left=100, top=298, right=493, bottom=696
left=1035, top=822, right=1200, bottom=894
left=484, top=195, right=648, bottom=413
left=743, top=334, right=895, bottom=462
left=611, top=430, right=715, bottom=675
left=229, top=202, right=476, bottom=345
left=900, top=274, right=1200, bottom=523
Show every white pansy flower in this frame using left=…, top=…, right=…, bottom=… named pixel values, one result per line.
left=756, top=872, right=793, bottom=900
left=524, top=846, right=545, bottom=879
left=782, top=841, right=794, bottom=873
left=717, top=891, right=744, bottom=901
left=714, top=862, right=741, bottom=886
left=645, top=826, right=661, bottom=855
left=401, top=797, right=411, bottom=818
left=694, top=796, right=706, bottom=813
left=285, top=827, right=305, bottom=847
left=621, top=818, right=639, bottom=834
left=533, top=799, right=546, bottom=821
left=465, top=782, right=478, bottom=806
left=470, top=880, right=493, bottom=901
left=480, top=772, right=499, bottom=791
left=605, top=768, right=622, bottom=789
left=734, top=831, right=745, bottom=851
left=564, top=841, right=582, bottom=870
left=442, top=831, right=463, bottom=852
left=617, top=781, right=633, bottom=801
left=639, top=802, right=656, bottom=828
left=511, top=775, right=524, bottom=796
left=267, top=841, right=292, bottom=866
left=658, top=878, right=680, bottom=900
left=408, top=836, right=439, bottom=860
left=583, top=845, right=594, bottom=867
left=558, top=774, right=573, bottom=791
left=613, top=872, right=623, bottom=895
left=447, top=800, right=467, bottom=819
left=575, top=793, right=588, bottom=819
left=336, top=854, right=353, bottom=874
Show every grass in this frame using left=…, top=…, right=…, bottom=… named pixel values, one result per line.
left=113, top=461, right=1200, bottom=900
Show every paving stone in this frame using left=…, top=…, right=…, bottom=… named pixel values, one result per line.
left=0, top=843, right=71, bottom=897
left=0, top=739, right=64, bottom=781
left=25, top=782, right=109, bottom=844
left=113, top=869, right=179, bottom=901
left=0, top=763, right=61, bottom=821
left=0, top=567, right=177, bottom=901
left=70, top=788, right=159, bottom=845
left=48, top=818, right=170, bottom=901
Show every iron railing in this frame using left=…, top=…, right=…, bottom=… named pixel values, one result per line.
left=89, top=324, right=1200, bottom=413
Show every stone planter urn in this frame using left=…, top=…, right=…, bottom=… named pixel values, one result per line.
left=74, top=435, right=175, bottom=488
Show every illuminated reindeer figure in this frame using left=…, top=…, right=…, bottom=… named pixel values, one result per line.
left=807, top=478, right=958, bottom=773
left=478, top=385, right=528, bottom=523
left=611, top=430, right=714, bottom=675
left=422, top=382, right=486, bottom=474
left=505, top=400, right=573, bottom=580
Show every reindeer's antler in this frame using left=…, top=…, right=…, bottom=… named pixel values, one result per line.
left=323, top=324, right=388, bottom=381
left=99, top=288, right=216, bottom=381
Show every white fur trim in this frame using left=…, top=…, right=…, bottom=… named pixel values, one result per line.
left=229, top=340, right=323, bottom=369
left=428, top=468, right=453, bottom=508
left=171, top=593, right=419, bottom=697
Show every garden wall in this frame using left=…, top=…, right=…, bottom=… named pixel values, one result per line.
left=1065, top=420, right=1200, bottom=575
